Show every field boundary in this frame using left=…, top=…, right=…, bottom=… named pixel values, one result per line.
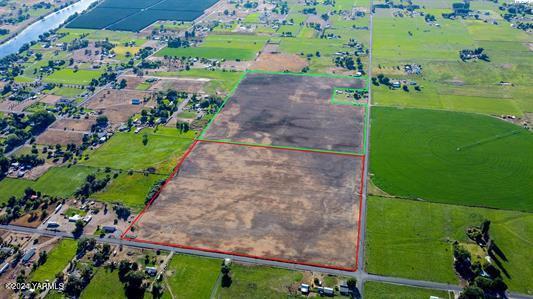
left=197, top=70, right=369, bottom=155
left=120, top=139, right=366, bottom=272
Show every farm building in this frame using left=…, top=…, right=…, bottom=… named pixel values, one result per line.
left=22, top=248, right=36, bottom=263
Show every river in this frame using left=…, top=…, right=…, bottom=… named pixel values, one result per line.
left=0, top=0, right=97, bottom=59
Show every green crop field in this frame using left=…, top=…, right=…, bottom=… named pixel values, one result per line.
left=365, top=196, right=533, bottom=293
left=81, top=267, right=125, bottom=299
left=156, top=34, right=268, bottom=61
left=163, top=254, right=220, bottom=299
left=365, top=281, right=450, bottom=299
left=0, top=166, right=99, bottom=202
left=93, top=173, right=165, bottom=211
left=80, top=129, right=194, bottom=174
left=30, top=240, right=77, bottom=282
left=215, top=264, right=304, bottom=298
left=370, top=107, right=533, bottom=212
left=43, top=69, right=103, bottom=85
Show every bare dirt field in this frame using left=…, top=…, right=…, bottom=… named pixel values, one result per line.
left=148, top=77, right=208, bottom=93
left=132, top=141, right=362, bottom=269
left=49, top=118, right=95, bottom=132
left=84, top=89, right=154, bottom=124
left=251, top=53, right=308, bottom=72
left=0, top=98, right=37, bottom=112
left=36, top=129, right=85, bottom=145
left=203, top=73, right=366, bottom=153
left=39, top=94, right=62, bottom=105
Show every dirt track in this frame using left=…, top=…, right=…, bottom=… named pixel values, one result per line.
left=134, top=141, right=362, bottom=268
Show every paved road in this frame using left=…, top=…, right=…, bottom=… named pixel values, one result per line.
left=355, top=0, right=374, bottom=295
left=2, top=225, right=532, bottom=298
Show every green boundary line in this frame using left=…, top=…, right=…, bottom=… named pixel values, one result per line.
left=197, top=138, right=365, bottom=156
left=196, top=69, right=370, bottom=156
left=247, top=69, right=368, bottom=82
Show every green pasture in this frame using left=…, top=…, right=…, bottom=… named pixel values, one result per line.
left=0, top=166, right=99, bottom=202
left=370, top=107, right=533, bottom=212
left=93, top=173, right=165, bottom=211
left=163, top=254, right=220, bottom=299
left=80, top=129, right=194, bottom=174
left=156, top=34, right=268, bottom=61
left=30, top=240, right=77, bottom=282
left=44, top=69, right=103, bottom=85
left=81, top=267, right=125, bottom=299
left=44, top=86, right=86, bottom=97
left=366, top=196, right=533, bottom=293
left=365, top=281, right=450, bottom=299
left=215, top=264, right=304, bottom=298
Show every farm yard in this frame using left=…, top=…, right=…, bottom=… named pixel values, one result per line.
left=129, top=141, right=363, bottom=269
left=83, top=89, right=154, bottom=124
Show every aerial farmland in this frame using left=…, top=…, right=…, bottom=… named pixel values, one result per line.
left=0, top=0, right=531, bottom=298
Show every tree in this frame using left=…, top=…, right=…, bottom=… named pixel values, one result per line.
left=64, top=275, right=84, bottom=296
left=96, top=115, right=108, bottom=128
left=38, top=250, right=47, bottom=265
left=221, top=264, right=232, bottom=287
left=346, top=278, right=357, bottom=290
left=72, top=220, right=85, bottom=237
left=152, top=282, right=164, bottom=299
left=142, top=134, right=148, bottom=146
left=459, top=285, right=484, bottom=299
left=119, top=79, right=127, bottom=89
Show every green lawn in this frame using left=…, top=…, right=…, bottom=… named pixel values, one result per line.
left=30, top=240, right=77, bottom=282
left=44, top=69, right=103, bottom=85
left=135, top=82, right=151, bottom=91
left=163, top=254, right=221, bottom=299
left=215, top=264, right=304, bottom=298
left=81, top=267, right=125, bottom=299
left=81, top=129, right=194, bottom=174
left=365, top=281, right=450, bottom=299
left=365, top=196, right=533, bottom=293
left=45, top=86, right=86, bottom=97
left=156, top=34, right=268, bottom=61
left=176, top=111, right=197, bottom=119
left=370, top=107, right=533, bottom=212
left=0, top=166, right=98, bottom=202
left=92, top=173, right=165, bottom=211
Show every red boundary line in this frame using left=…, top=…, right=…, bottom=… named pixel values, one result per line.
left=121, top=140, right=365, bottom=272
